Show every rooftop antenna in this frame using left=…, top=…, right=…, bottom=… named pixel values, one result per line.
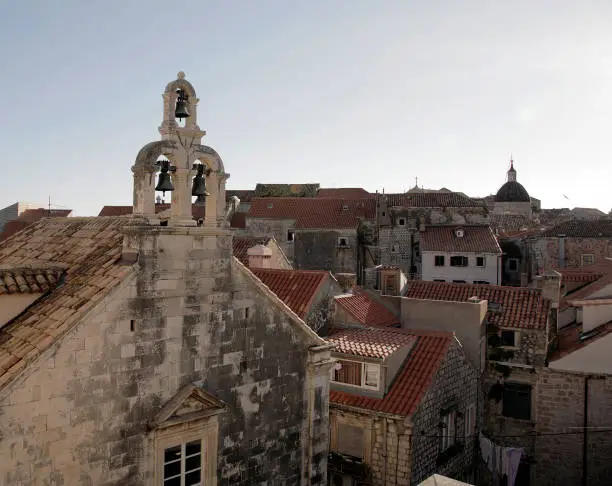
left=48, top=196, right=51, bottom=217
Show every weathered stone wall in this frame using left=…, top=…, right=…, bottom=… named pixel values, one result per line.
left=503, top=328, right=548, bottom=368
left=531, top=236, right=612, bottom=271
left=328, top=408, right=412, bottom=485
left=245, top=218, right=296, bottom=259
left=293, top=230, right=358, bottom=275
left=0, top=227, right=330, bottom=485
left=410, top=340, right=479, bottom=485
left=492, top=201, right=532, bottom=218
left=304, top=278, right=343, bottom=334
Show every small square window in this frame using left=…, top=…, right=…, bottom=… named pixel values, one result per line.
left=398, top=218, right=406, bottom=226
left=382, top=212, right=386, bottom=217
left=287, top=230, right=295, bottom=242
left=435, top=255, right=445, bottom=266
left=581, top=254, right=595, bottom=266
left=338, top=237, right=349, bottom=247
left=500, top=330, right=516, bottom=347
left=450, top=256, right=468, bottom=267
left=391, top=244, right=398, bottom=253
left=476, top=256, right=485, bottom=267
left=502, top=382, right=532, bottom=420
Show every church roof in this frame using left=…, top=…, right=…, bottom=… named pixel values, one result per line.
left=494, top=181, right=530, bottom=203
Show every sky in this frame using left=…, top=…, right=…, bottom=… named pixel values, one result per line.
left=1, top=1, right=611, bottom=216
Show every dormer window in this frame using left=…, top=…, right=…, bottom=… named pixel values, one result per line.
left=342, top=204, right=349, bottom=211
left=455, top=228, right=465, bottom=238
left=332, top=360, right=380, bottom=390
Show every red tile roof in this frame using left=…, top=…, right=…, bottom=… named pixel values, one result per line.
left=0, top=267, right=64, bottom=295
left=326, top=327, right=416, bottom=359
left=316, top=188, right=373, bottom=199
left=251, top=268, right=330, bottom=318
left=564, top=261, right=612, bottom=303
left=549, top=321, right=612, bottom=361
left=335, top=291, right=399, bottom=327
left=0, top=221, right=31, bottom=242
left=0, top=209, right=73, bottom=242
left=540, top=220, right=612, bottom=238
left=405, top=281, right=550, bottom=330
left=232, top=236, right=273, bottom=266
left=329, top=328, right=453, bottom=416
left=247, top=198, right=376, bottom=229
left=383, top=193, right=483, bottom=208
left=420, top=225, right=501, bottom=254
left=0, top=217, right=135, bottom=389
left=98, top=204, right=206, bottom=219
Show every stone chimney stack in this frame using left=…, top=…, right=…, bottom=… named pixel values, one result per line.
left=247, top=244, right=272, bottom=269
left=534, top=270, right=562, bottom=309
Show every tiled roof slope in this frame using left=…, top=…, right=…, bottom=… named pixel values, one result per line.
left=17, top=209, right=72, bottom=222
left=98, top=204, right=206, bottom=219
left=327, top=327, right=416, bottom=359
left=405, top=281, right=550, bottom=330
left=251, top=268, right=329, bottom=318
left=0, top=217, right=135, bottom=389
left=564, top=260, right=612, bottom=302
left=316, top=188, right=373, bottom=199
left=540, top=220, right=612, bottom=238
left=383, top=193, right=483, bottom=208
left=0, top=221, right=30, bottom=242
left=335, top=291, right=399, bottom=327
left=247, top=198, right=376, bottom=229
left=0, top=267, right=64, bottom=295
left=549, top=321, right=612, bottom=361
left=232, top=236, right=273, bottom=266
left=329, top=328, right=453, bottom=416
left=421, top=225, right=501, bottom=254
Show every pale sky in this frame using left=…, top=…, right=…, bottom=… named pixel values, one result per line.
left=1, top=1, right=611, bottom=215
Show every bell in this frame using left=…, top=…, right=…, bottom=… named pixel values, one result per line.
left=192, top=164, right=209, bottom=204
left=174, top=89, right=190, bottom=120
left=155, top=161, right=174, bottom=194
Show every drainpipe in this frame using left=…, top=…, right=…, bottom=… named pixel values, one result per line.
left=582, top=376, right=590, bottom=486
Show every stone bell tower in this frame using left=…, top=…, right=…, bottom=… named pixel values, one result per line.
left=131, top=71, right=229, bottom=227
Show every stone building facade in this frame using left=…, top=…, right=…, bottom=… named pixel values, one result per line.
left=0, top=73, right=334, bottom=486
left=327, top=328, right=478, bottom=486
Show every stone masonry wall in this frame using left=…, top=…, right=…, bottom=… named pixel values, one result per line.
left=294, top=230, right=358, bottom=275
left=246, top=218, right=296, bottom=260
left=532, top=236, right=612, bottom=271
left=0, top=227, right=329, bottom=486
left=411, top=339, right=479, bottom=485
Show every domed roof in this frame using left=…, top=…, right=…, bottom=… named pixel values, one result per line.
left=495, top=181, right=530, bottom=202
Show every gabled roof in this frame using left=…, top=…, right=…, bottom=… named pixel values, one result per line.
left=540, top=220, right=612, bottom=238
left=0, top=217, right=136, bottom=389
left=98, top=203, right=206, bottom=220
left=420, top=225, right=501, bottom=254
left=405, top=281, right=550, bottom=330
left=335, top=291, right=400, bottom=327
left=329, top=328, right=453, bottom=416
left=326, top=327, right=416, bottom=359
left=0, top=266, right=65, bottom=295
left=564, top=260, right=612, bottom=303
left=383, top=192, right=483, bottom=208
left=232, top=236, right=273, bottom=266
left=247, top=198, right=376, bottom=229
left=316, top=188, right=373, bottom=199
left=251, top=268, right=330, bottom=318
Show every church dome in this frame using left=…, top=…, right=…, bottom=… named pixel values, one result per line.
left=495, top=181, right=530, bottom=202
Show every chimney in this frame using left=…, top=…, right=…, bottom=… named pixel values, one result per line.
left=247, top=244, right=272, bottom=269
left=534, top=270, right=561, bottom=309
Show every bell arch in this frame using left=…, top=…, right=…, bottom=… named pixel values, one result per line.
left=160, top=71, right=202, bottom=136
left=192, top=145, right=229, bottom=226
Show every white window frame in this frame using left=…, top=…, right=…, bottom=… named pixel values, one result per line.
left=155, top=420, right=218, bottom=486
left=581, top=253, right=595, bottom=266
left=332, top=359, right=380, bottom=390
left=441, top=410, right=456, bottom=451
left=465, top=403, right=476, bottom=440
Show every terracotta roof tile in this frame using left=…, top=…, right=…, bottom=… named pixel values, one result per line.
left=329, top=328, right=453, bottom=416
left=251, top=268, right=329, bottom=318
left=316, top=188, right=373, bottom=199
left=232, top=236, right=273, bottom=266
left=98, top=204, right=206, bottom=219
left=0, top=267, right=64, bottom=295
left=405, top=281, right=550, bottom=330
left=0, top=217, right=136, bottom=390
left=540, top=220, right=612, bottom=238
left=326, top=327, right=415, bottom=358
left=421, top=225, right=501, bottom=254
left=248, top=198, right=376, bottom=229
left=383, top=193, right=483, bottom=208
left=564, top=261, right=612, bottom=302
left=335, top=291, right=399, bottom=327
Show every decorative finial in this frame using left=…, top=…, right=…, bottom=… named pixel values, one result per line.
left=510, top=154, right=514, bottom=170
left=177, top=71, right=186, bottom=80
